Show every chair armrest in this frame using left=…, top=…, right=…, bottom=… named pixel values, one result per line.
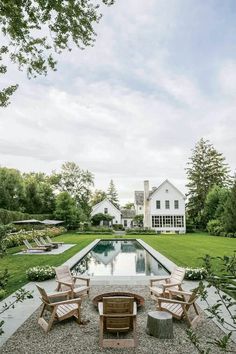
left=133, top=302, right=137, bottom=316
left=56, top=280, right=74, bottom=289
left=150, top=276, right=170, bottom=286
left=48, top=290, right=71, bottom=298
left=98, top=302, right=103, bottom=315
left=51, top=297, right=82, bottom=306
left=73, top=276, right=90, bottom=286
left=157, top=297, right=188, bottom=305
left=168, top=289, right=192, bottom=296
left=162, top=282, right=181, bottom=289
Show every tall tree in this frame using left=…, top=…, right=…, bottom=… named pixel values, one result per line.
left=0, top=0, right=114, bottom=107
left=186, top=138, right=231, bottom=228
left=107, top=179, right=119, bottom=208
left=222, top=178, right=236, bottom=232
left=90, top=189, right=107, bottom=206
left=203, top=185, right=229, bottom=224
left=54, top=192, right=79, bottom=229
left=54, top=162, right=94, bottom=216
left=0, top=167, right=25, bottom=211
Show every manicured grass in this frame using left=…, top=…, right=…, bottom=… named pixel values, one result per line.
left=1, top=232, right=235, bottom=297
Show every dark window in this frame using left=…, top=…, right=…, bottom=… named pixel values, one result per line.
left=104, top=208, right=108, bottom=214
left=156, top=200, right=161, bottom=209
left=124, top=220, right=127, bottom=227
left=165, top=200, right=170, bottom=209
left=174, top=200, right=179, bottom=209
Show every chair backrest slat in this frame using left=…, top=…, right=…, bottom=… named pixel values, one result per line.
left=36, top=284, right=50, bottom=303
left=103, top=297, right=134, bottom=315
left=170, top=267, right=185, bottom=283
left=55, top=265, right=73, bottom=284
left=23, top=240, right=31, bottom=249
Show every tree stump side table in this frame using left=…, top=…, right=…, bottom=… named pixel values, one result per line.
left=146, top=311, right=173, bottom=339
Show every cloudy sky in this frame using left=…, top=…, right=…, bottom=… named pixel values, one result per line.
left=1, top=0, right=236, bottom=204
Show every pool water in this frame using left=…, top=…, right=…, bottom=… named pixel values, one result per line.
left=72, top=240, right=169, bottom=276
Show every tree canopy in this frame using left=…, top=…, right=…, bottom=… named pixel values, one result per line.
left=0, top=0, right=114, bottom=107
left=186, top=138, right=231, bottom=228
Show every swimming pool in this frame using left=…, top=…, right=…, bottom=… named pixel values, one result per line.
left=71, top=239, right=169, bottom=276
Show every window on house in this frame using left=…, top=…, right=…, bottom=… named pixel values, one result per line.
left=152, top=215, right=184, bottom=228
left=165, top=200, right=170, bottom=209
left=104, top=208, right=108, bottom=214
left=124, top=220, right=127, bottom=227
left=165, top=189, right=169, bottom=193
left=174, top=200, right=179, bottom=209
left=156, top=200, right=161, bottom=209
left=139, top=206, right=142, bottom=210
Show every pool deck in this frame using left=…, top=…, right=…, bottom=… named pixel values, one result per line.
left=0, top=238, right=235, bottom=347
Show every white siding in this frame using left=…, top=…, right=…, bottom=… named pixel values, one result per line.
left=91, top=199, right=122, bottom=224
left=149, top=180, right=186, bottom=233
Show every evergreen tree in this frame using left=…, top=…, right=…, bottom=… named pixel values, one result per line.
left=107, top=180, right=119, bottom=208
left=186, top=138, right=231, bottom=228
left=223, top=178, right=236, bottom=232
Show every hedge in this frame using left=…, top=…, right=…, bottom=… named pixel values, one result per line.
left=0, top=208, right=53, bottom=225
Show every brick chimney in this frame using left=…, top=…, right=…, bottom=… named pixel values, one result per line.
left=144, top=180, right=150, bottom=228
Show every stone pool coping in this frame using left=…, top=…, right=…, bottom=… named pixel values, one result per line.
left=0, top=238, right=235, bottom=347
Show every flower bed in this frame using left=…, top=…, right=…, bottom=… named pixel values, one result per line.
left=5, top=226, right=66, bottom=248
left=26, top=265, right=56, bottom=281
left=185, top=267, right=207, bottom=280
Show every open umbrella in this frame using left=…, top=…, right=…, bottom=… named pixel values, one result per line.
left=41, top=220, right=64, bottom=225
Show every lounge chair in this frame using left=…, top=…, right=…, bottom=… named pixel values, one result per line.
left=99, top=296, right=137, bottom=348
left=46, top=235, right=64, bottom=246
left=36, top=285, right=82, bottom=332
left=55, top=265, right=90, bottom=298
left=156, top=288, right=200, bottom=327
left=34, top=237, right=52, bottom=251
left=149, top=267, right=185, bottom=298
left=39, top=236, right=58, bottom=249
left=23, top=240, right=47, bottom=253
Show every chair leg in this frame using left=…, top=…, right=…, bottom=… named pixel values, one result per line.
left=133, top=317, right=137, bottom=347
left=99, top=317, right=104, bottom=347
left=46, top=307, right=57, bottom=332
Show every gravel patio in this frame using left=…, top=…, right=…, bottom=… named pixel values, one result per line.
left=1, top=285, right=234, bottom=354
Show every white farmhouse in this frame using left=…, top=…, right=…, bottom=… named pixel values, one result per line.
left=135, top=179, right=186, bottom=233
left=91, top=198, right=122, bottom=225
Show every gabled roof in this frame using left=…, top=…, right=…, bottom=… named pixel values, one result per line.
left=92, top=198, right=121, bottom=214
left=148, top=179, right=186, bottom=199
left=134, top=191, right=144, bottom=205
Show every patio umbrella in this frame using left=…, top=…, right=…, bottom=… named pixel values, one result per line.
left=41, top=220, right=64, bottom=225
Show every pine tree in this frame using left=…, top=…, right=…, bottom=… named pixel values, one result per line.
left=107, top=180, right=119, bottom=209
left=223, top=178, right=236, bottom=232
left=186, top=138, right=231, bottom=228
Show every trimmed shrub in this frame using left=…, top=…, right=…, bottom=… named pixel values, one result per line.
left=26, top=265, right=55, bottom=281
left=207, top=219, right=224, bottom=236
left=112, top=224, right=124, bottom=231
left=185, top=267, right=207, bottom=280
left=126, top=228, right=156, bottom=235
left=0, top=208, right=53, bottom=225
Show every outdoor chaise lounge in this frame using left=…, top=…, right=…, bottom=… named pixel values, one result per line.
left=55, top=265, right=90, bottom=298
left=23, top=240, right=48, bottom=253
left=39, top=236, right=58, bottom=249
left=36, top=285, right=82, bottom=332
left=149, top=267, right=185, bottom=298
left=46, top=235, right=64, bottom=246
left=99, top=296, right=137, bottom=348
left=156, top=288, right=199, bottom=327
left=34, top=237, right=52, bottom=251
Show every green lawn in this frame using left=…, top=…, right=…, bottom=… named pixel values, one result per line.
left=1, top=232, right=235, bottom=297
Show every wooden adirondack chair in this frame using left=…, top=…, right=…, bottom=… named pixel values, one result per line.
left=36, top=285, right=82, bottom=332
left=156, top=288, right=200, bottom=327
left=150, top=267, right=185, bottom=298
left=23, top=239, right=47, bottom=253
left=39, top=236, right=58, bottom=249
left=99, top=296, right=137, bottom=348
left=34, top=237, right=52, bottom=251
left=55, top=265, right=90, bottom=298
left=46, top=235, right=64, bottom=246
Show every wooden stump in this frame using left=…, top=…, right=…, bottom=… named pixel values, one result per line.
left=146, top=311, right=173, bottom=339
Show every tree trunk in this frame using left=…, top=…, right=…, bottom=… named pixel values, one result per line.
left=146, top=311, right=173, bottom=339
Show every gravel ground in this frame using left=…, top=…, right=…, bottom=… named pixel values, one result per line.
left=0, top=285, right=235, bottom=354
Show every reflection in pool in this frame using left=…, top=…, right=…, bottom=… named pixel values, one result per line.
left=72, top=240, right=169, bottom=277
